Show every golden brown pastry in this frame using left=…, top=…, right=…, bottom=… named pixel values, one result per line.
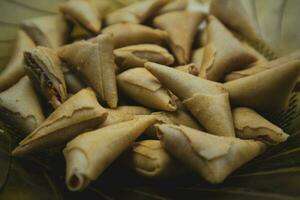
left=21, top=15, right=69, bottom=48
left=102, top=23, right=168, bottom=48
left=124, top=140, right=187, bottom=178
left=58, top=34, right=118, bottom=108
left=197, top=16, right=256, bottom=81
left=12, top=88, right=108, bottom=156
left=24, top=46, right=68, bottom=108
left=225, top=49, right=300, bottom=82
left=224, top=60, right=300, bottom=113
left=114, top=44, right=174, bottom=69
left=157, top=124, right=266, bottom=183
left=145, top=62, right=235, bottom=137
left=233, top=107, right=289, bottom=144
left=145, top=110, right=202, bottom=138
left=63, top=115, right=156, bottom=191
left=157, top=0, right=188, bottom=15
left=153, top=11, right=205, bottom=64
left=191, top=47, right=204, bottom=75
left=105, top=0, right=167, bottom=25
left=59, top=0, right=101, bottom=33
left=0, top=76, right=44, bottom=135
left=210, top=0, right=261, bottom=40
left=0, top=30, right=35, bottom=91
left=99, top=106, right=152, bottom=128
left=175, top=63, right=199, bottom=75
left=117, top=68, right=177, bottom=111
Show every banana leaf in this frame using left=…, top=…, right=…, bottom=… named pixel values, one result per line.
left=1, top=0, right=300, bottom=199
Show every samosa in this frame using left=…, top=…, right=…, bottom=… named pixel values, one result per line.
left=224, top=60, right=300, bottom=113
left=12, top=88, right=108, bottom=156
left=102, top=23, right=168, bottom=48
left=157, top=124, right=266, bottom=183
left=117, top=68, right=177, bottom=111
left=59, top=0, right=101, bottom=33
left=105, top=0, right=167, bottom=25
left=145, top=110, right=203, bottom=138
left=233, top=107, right=289, bottom=145
left=145, top=62, right=235, bottom=137
left=114, top=44, right=174, bottom=69
left=58, top=34, right=118, bottom=108
left=210, top=0, right=261, bottom=40
left=63, top=115, right=156, bottom=191
left=225, top=49, right=300, bottom=82
left=175, top=63, right=199, bottom=75
left=24, top=46, right=68, bottom=108
left=154, top=11, right=205, bottom=64
left=123, top=140, right=187, bottom=178
left=197, top=16, right=256, bottom=81
left=0, top=77, right=44, bottom=135
left=100, top=106, right=152, bottom=128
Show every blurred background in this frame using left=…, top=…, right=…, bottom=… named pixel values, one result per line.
left=0, top=0, right=299, bottom=71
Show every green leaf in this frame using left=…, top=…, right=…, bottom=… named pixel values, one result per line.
left=0, top=120, right=63, bottom=200
left=0, top=121, right=12, bottom=189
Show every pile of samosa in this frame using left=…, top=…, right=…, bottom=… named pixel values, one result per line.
left=0, top=0, right=299, bottom=192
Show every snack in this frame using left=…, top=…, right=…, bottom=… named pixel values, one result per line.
left=233, top=107, right=289, bottom=144
left=157, top=124, right=266, bottom=183
left=102, top=23, right=168, bottom=48
left=59, top=34, right=118, bottom=108
left=105, top=0, right=167, bottom=25
left=59, top=0, right=101, bottom=33
left=114, top=44, right=174, bottom=69
left=24, top=46, right=68, bottom=108
left=63, top=115, right=156, bottom=191
left=154, top=11, right=205, bottom=64
left=117, top=67, right=177, bottom=111
left=145, top=62, right=235, bottom=137
left=123, top=140, right=187, bottom=178
left=0, top=77, right=44, bottom=135
left=12, top=88, right=108, bottom=156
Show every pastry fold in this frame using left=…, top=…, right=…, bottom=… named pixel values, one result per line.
left=12, top=88, right=108, bottom=156
left=197, top=16, right=256, bottom=81
left=59, top=34, right=118, bottom=108
left=224, top=60, right=300, bottom=113
left=154, top=11, right=205, bottom=64
left=157, top=0, right=188, bottom=15
left=117, top=68, right=177, bottom=111
left=24, top=46, right=67, bottom=108
left=210, top=0, right=261, bottom=40
left=157, top=124, right=266, bottom=183
left=114, top=44, right=174, bottom=69
left=233, top=107, right=289, bottom=145
left=124, top=140, right=187, bottom=178
left=175, top=64, right=199, bottom=75
left=63, top=115, right=156, bottom=191
left=225, top=49, right=300, bottom=82
left=146, top=110, right=202, bottom=137
left=105, top=0, right=167, bottom=25
left=21, top=15, right=69, bottom=48
left=100, top=106, right=151, bottom=128
left=102, top=23, right=168, bottom=48
left=145, top=62, right=235, bottom=137
left=0, top=30, right=35, bottom=91
left=59, top=0, right=101, bottom=33
left=0, top=77, right=44, bottom=135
